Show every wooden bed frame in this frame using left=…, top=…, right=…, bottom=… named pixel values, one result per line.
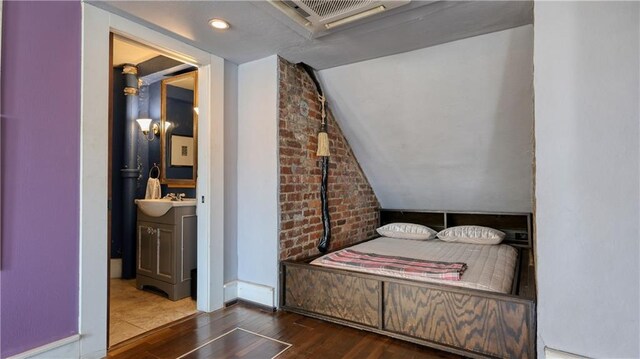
left=280, top=209, right=536, bottom=359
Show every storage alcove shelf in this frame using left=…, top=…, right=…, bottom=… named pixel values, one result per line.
left=136, top=206, right=197, bottom=301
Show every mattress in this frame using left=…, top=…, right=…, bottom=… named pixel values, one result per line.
left=311, top=237, right=518, bottom=294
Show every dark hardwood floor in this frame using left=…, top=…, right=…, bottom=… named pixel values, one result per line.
left=108, top=302, right=463, bottom=359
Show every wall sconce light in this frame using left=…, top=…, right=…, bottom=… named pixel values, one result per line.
left=136, top=118, right=159, bottom=141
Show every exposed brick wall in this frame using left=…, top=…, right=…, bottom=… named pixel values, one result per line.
left=278, top=57, right=380, bottom=260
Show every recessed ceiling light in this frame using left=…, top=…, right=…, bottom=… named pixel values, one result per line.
left=209, top=18, right=230, bottom=30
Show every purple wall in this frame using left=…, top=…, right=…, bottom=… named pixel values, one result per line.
left=1, top=1, right=81, bottom=356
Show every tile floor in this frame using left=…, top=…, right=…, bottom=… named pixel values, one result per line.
left=109, top=279, right=197, bottom=346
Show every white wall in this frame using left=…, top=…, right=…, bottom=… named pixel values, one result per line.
left=318, top=25, right=534, bottom=212
left=535, top=2, right=639, bottom=358
left=224, top=60, right=238, bottom=283
left=236, top=55, right=279, bottom=305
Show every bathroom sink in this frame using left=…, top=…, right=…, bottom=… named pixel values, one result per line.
left=134, top=198, right=197, bottom=217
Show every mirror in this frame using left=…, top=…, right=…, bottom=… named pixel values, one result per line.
left=160, top=71, right=198, bottom=188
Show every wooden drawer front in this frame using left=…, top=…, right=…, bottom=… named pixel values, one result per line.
left=285, top=266, right=379, bottom=327
left=384, top=283, right=533, bottom=359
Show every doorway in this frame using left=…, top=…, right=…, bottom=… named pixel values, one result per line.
left=80, top=5, right=225, bottom=357
left=108, top=35, right=200, bottom=347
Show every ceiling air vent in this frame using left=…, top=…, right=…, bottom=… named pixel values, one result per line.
left=272, top=0, right=411, bottom=34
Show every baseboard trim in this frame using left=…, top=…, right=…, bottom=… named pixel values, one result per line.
left=223, top=281, right=238, bottom=303
left=110, top=258, right=122, bottom=278
left=7, top=334, right=80, bottom=359
left=223, top=280, right=275, bottom=308
left=545, top=347, right=589, bottom=359
left=224, top=299, right=239, bottom=307
left=236, top=298, right=278, bottom=312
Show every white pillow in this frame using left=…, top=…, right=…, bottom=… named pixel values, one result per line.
left=376, top=223, right=437, bottom=240
left=437, top=225, right=505, bottom=245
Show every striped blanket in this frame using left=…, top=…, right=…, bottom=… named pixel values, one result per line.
left=317, top=249, right=468, bottom=281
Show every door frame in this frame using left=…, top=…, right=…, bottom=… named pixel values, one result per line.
left=80, top=4, right=225, bottom=357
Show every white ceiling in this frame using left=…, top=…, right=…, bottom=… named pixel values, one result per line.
left=112, top=36, right=161, bottom=66
left=92, top=0, right=532, bottom=69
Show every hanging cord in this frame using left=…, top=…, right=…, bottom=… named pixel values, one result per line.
left=317, top=156, right=331, bottom=253
left=316, top=95, right=330, bottom=157
left=299, top=62, right=331, bottom=253
left=300, top=63, right=323, bottom=96
left=319, top=94, right=326, bottom=123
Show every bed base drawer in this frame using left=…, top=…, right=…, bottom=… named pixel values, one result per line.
left=283, top=265, right=379, bottom=327
left=383, top=282, right=534, bottom=358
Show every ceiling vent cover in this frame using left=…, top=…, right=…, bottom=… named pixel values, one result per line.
left=273, top=0, right=410, bottom=34
left=302, top=0, right=374, bottom=19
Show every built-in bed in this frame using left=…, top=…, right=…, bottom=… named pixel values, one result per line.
left=280, top=209, right=536, bottom=359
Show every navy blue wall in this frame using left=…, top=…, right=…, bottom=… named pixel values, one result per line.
left=111, top=66, right=125, bottom=258
left=136, top=82, right=159, bottom=199
left=148, top=81, right=161, bottom=179
left=110, top=71, right=196, bottom=260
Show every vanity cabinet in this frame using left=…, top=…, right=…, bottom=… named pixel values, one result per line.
left=136, top=205, right=196, bottom=301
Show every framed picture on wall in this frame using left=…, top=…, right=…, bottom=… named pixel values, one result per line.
left=170, top=135, right=194, bottom=167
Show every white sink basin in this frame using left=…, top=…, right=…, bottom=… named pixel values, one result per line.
left=135, top=198, right=197, bottom=217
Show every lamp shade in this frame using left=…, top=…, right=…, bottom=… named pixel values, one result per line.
left=136, top=118, right=153, bottom=133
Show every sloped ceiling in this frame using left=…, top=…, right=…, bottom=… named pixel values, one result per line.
left=92, top=0, right=532, bottom=69
left=318, top=25, right=534, bottom=212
